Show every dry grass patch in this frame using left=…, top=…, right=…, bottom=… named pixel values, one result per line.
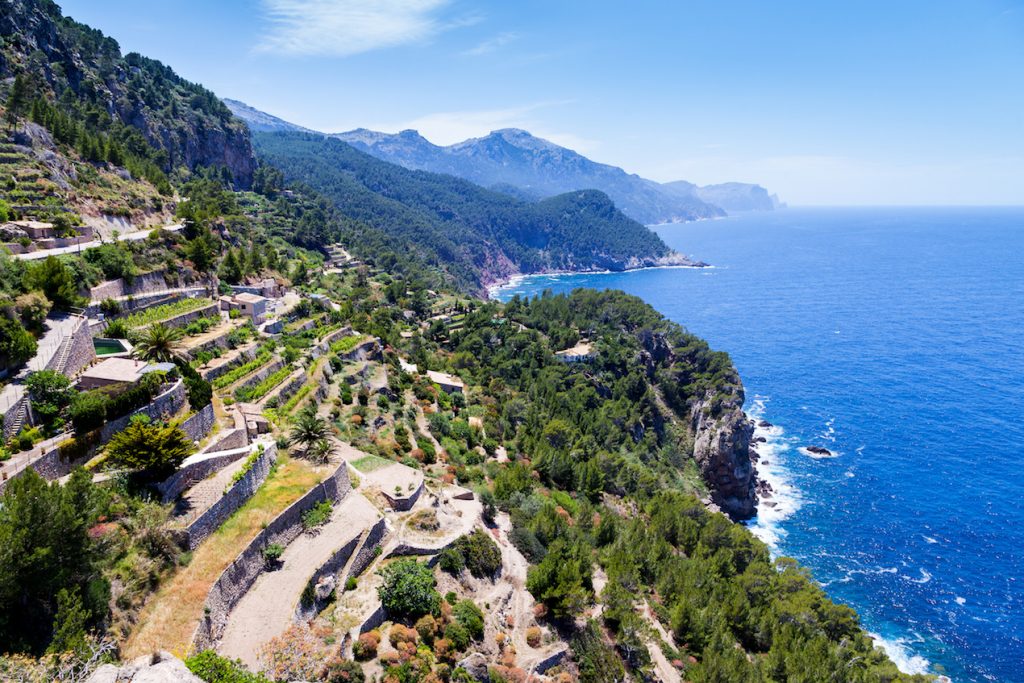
left=122, top=455, right=322, bottom=658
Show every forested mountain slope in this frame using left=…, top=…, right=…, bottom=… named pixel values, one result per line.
left=253, top=131, right=696, bottom=293
left=0, top=0, right=255, bottom=188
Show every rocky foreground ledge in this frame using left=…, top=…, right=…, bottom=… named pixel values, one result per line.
left=86, top=652, right=202, bottom=683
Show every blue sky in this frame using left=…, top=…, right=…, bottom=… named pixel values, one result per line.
left=58, top=0, right=1024, bottom=205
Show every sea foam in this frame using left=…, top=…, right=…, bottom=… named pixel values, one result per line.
left=746, top=397, right=802, bottom=551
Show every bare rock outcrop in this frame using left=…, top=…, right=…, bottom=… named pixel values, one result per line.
left=691, top=389, right=757, bottom=520
left=86, top=652, right=203, bottom=683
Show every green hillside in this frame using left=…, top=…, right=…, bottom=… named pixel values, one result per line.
left=254, top=131, right=682, bottom=292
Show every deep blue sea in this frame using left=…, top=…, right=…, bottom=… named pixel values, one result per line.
left=491, top=207, right=1024, bottom=683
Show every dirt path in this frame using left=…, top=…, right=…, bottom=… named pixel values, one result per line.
left=218, top=491, right=380, bottom=670
left=641, top=601, right=681, bottom=683
left=477, top=513, right=565, bottom=674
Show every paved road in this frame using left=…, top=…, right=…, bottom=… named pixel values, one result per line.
left=14, top=223, right=184, bottom=260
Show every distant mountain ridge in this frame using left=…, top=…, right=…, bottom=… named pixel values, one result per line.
left=224, top=100, right=781, bottom=224
left=253, top=130, right=698, bottom=293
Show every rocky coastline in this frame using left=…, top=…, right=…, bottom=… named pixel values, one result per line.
left=690, top=380, right=759, bottom=521
left=485, top=251, right=710, bottom=298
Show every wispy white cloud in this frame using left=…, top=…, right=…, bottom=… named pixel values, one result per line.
left=256, top=0, right=473, bottom=57
left=461, top=31, right=519, bottom=56
left=344, top=101, right=600, bottom=153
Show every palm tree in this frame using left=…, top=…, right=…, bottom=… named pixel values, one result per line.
left=289, top=405, right=328, bottom=456
left=132, top=323, right=184, bottom=363
left=308, top=437, right=336, bottom=465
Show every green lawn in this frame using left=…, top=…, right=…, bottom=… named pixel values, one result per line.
left=351, top=454, right=393, bottom=473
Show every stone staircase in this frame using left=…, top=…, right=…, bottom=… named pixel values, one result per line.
left=5, top=398, right=28, bottom=440
left=51, top=334, right=73, bottom=375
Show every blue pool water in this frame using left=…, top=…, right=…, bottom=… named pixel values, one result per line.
left=491, top=207, right=1024, bottom=682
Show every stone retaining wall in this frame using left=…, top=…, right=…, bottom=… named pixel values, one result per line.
left=231, top=357, right=285, bottom=394
left=187, top=326, right=241, bottom=357
left=202, top=427, right=248, bottom=454
left=535, top=649, right=569, bottom=674
left=183, top=443, right=277, bottom=551
left=99, top=380, right=186, bottom=444
left=6, top=436, right=83, bottom=485
left=260, top=368, right=305, bottom=408
left=347, top=517, right=388, bottom=579
left=382, top=478, right=424, bottom=512
left=86, top=292, right=180, bottom=318
left=2, top=395, right=29, bottom=440
left=191, top=460, right=352, bottom=651
left=339, top=338, right=381, bottom=363
left=157, top=443, right=252, bottom=503
left=294, top=534, right=361, bottom=622
left=89, top=269, right=214, bottom=301
left=357, top=605, right=388, bottom=636
left=200, top=344, right=259, bottom=382
left=137, top=302, right=219, bottom=332
left=179, top=403, right=216, bottom=444
left=47, top=316, right=95, bottom=378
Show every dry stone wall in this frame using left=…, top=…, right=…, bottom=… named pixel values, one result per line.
left=191, top=461, right=352, bottom=651
left=179, top=403, right=216, bottom=444
left=157, top=441, right=249, bottom=504
left=231, top=357, right=286, bottom=394
left=202, top=427, right=248, bottom=454
left=48, top=316, right=96, bottom=378
left=347, top=517, right=388, bottom=579
left=138, top=302, right=219, bottom=331
left=183, top=443, right=277, bottom=550
left=200, top=344, right=259, bottom=382
left=89, top=269, right=215, bottom=301
left=294, top=534, right=361, bottom=622
left=99, top=380, right=186, bottom=443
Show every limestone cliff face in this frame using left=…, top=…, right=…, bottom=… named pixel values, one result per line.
left=690, top=383, right=757, bottom=520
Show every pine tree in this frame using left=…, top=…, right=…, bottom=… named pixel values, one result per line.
left=5, top=75, right=29, bottom=129
left=47, top=588, right=89, bottom=655
left=220, top=248, right=242, bottom=283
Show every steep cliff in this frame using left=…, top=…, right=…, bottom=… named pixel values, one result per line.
left=0, top=0, right=255, bottom=186
left=690, top=384, right=757, bottom=519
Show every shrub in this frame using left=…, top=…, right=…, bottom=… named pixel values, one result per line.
left=525, top=627, right=542, bottom=648
left=415, top=614, right=437, bottom=645
left=25, top=369, right=73, bottom=426
left=69, top=391, right=110, bottom=434
left=377, top=559, right=441, bottom=620
left=452, top=530, right=502, bottom=579
left=185, top=650, right=271, bottom=682
left=301, top=500, right=332, bottom=530
left=438, top=547, right=465, bottom=575
left=452, top=600, right=484, bottom=641
left=443, top=622, right=469, bottom=652
left=344, top=576, right=357, bottom=591
left=263, top=543, right=285, bottom=565
left=322, top=657, right=365, bottom=683
left=259, top=623, right=332, bottom=682
left=389, top=623, right=418, bottom=647
left=352, top=631, right=380, bottom=660
left=0, top=316, right=37, bottom=369
left=102, top=318, right=130, bottom=339
left=104, top=419, right=193, bottom=480
left=99, top=298, right=122, bottom=317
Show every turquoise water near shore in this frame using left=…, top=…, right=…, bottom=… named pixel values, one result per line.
left=491, top=207, right=1024, bottom=682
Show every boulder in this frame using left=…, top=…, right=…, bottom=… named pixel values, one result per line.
left=85, top=652, right=204, bottom=683
left=806, top=445, right=833, bottom=457
left=457, top=653, right=490, bottom=682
